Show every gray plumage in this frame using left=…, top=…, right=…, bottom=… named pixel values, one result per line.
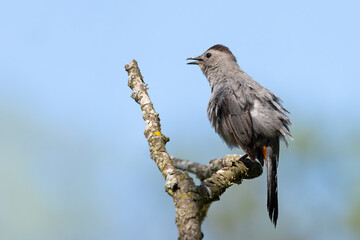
left=187, top=44, right=291, bottom=226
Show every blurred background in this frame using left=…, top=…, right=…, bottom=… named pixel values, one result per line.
left=1, top=0, right=360, bottom=239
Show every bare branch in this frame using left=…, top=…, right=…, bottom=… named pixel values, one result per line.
left=125, top=59, right=263, bottom=240
left=200, top=155, right=263, bottom=204
left=171, top=157, right=213, bottom=180
left=172, top=154, right=262, bottom=181
left=125, top=60, right=202, bottom=240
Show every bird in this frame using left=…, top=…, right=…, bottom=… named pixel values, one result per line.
left=187, top=44, right=291, bottom=226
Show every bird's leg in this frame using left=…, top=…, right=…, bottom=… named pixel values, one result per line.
left=238, top=154, right=248, bottom=161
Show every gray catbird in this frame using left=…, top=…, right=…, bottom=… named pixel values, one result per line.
left=187, top=44, right=291, bottom=226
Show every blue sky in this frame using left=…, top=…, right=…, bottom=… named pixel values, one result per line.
left=1, top=1, right=360, bottom=239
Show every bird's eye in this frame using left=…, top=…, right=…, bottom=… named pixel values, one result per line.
left=206, top=53, right=212, bottom=58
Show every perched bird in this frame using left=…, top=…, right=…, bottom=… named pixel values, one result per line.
left=187, top=44, right=291, bottom=226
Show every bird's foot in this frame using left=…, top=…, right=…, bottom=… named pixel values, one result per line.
left=238, top=154, right=248, bottom=162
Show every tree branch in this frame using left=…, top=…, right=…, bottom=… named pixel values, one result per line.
left=171, top=155, right=262, bottom=181
left=125, top=59, right=263, bottom=240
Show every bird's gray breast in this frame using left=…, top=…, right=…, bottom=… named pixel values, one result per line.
left=207, top=84, right=239, bottom=147
left=207, top=82, right=254, bottom=149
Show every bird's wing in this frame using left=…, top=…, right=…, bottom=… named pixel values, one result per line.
left=221, top=86, right=255, bottom=157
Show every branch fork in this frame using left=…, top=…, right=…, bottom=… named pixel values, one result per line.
left=125, top=60, right=262, bottom=240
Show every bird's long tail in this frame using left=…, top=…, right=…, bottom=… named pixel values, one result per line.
left=264, top=142, right=279, bottom=227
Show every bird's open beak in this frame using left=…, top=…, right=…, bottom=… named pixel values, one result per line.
left=186, top=56, right=203, bottom=65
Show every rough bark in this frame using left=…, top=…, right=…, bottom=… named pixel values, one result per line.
left=125, top=59, right=263, bottom=240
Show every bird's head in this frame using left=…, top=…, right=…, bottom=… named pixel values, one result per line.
left=187, top=44, right=237, bottom=73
